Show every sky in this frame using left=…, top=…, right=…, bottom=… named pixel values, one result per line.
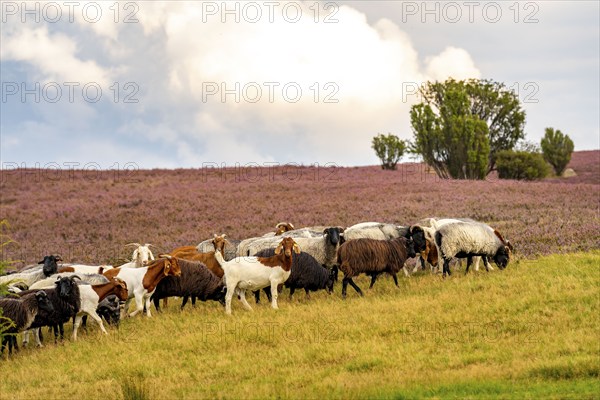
left=1, top=1, right=598, bottom=169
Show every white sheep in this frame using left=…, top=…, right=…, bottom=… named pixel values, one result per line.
left=343, top=222, right=409, bottom=241
left=410, top=218, right=487, bottom=273
left=434, top=222, right=513, bottom=277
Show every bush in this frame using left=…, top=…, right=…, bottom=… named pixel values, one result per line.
left=541, top=127, right=574, bottom=176
left=371, top=133, right=406, bottom=170
left=496, top=150, right=550, bottom=181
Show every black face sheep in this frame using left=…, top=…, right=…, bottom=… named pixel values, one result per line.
left=434, top=222, right=513, bottom=277
left=150, top=258, right=225, bottom=312
left=337, top=237, right=416, bottom=298
left=96, top=295, right=122, bottom=326
left=255, top=248, right=336, bottom=301
left=19, top=275, right=82, bottom=347
left=0, top=291, right=54, bottom=356
left=0, top=255, right=62, bottom=288
left=82, top=294, right=122, bottom=330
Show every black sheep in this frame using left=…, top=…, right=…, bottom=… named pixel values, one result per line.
left=254, top=249, right=336, bottom=301
left=151, top=259, right=225, bottom=312
left=19, top=275, right=81, bottom=345
left=0, top=291, right=54, bottom=355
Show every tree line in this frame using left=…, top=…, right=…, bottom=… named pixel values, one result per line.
left=372, top=78, right=574, bottom=180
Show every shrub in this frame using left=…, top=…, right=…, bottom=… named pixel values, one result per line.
left=371, top=133, right=406, bottom=170
left=541, top=127, right=574, bottom=175
left=496, top=150, right=550, bottom=181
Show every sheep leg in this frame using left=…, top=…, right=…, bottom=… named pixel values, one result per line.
left=265, top=287, right=273, bottom=302
left=253, top=290, right=261, bottom=304
left=348, top=278, right=363, bottom=296
left=153, top=296, right=162, bottom=313
left=304, top=289, right=311, bottom=300
left=443, top=259, right=452, bottom=277
left=162, top=298, right=169, bottom=309
left=289, top=286, right=296, bottom=301
left=191, top=296, right=197, bottom=307
left=81, top=315, right=88, bottom=331
left=368, top=274, right=378, bottom=289
left=392, top=273, right=399, bottom=287
left=482, top=256, right=492, bottom=272
left=239, top=290, right=253, bottom=311
left=343, top=277, right=363, bottom=297
left=270, top=282, right=279, bottom=310
left=180, top=296, right=188, bottom=311
left=465, top=256, right=473, bottom=274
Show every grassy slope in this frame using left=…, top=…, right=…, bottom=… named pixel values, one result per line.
left=1, top=252, right=598, bottom=399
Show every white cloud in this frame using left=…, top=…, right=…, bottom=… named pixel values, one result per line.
left=425, top=46, right=481, bottom=81
left=1, top=1, right=485, bottom=167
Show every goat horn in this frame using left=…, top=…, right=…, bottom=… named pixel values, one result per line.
left=71, top=275, right=82, bottom=280
left=124, top=243, right=141, bottom=247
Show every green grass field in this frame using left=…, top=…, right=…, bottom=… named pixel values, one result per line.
left=1, top=252, right=599, bottom=399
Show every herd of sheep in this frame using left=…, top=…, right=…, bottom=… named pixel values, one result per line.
left=0, top=218, right=513, bottom=357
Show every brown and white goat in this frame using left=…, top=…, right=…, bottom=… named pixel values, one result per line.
left=214, top=237, right=300, bottom=314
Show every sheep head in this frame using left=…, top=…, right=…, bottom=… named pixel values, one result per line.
left=39, top=255, right=62, bottom=277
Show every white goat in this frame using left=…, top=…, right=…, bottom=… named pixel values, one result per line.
left=215, top=237, right=300, bottom=314
left=122, top=243, right=155, bottom=268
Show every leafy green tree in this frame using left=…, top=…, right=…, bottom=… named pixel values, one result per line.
left=411, top=78, right=526, bottom=178
left=541, top=127, right=574, bottom=175
left=371, top=133, right=406, bottom=170
left=496, top=150, right=550, bottom=180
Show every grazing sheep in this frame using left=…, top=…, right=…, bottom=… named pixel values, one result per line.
left=409, top=218, right=491, bottom=273
left=434, top=222, right=513, bottom=277
left=255, top=248, right=336, bottom=300
left=216, top=237, right=300, bottom=314
left=96, top=295, right=121, bottom=326
left=81, top=294, right=122, bottom=330
left=337, top=237, right=416, bottom=298
left=0, top=255, right=62, bottom=288
left=0, top=291, right=54, bottom=356
left=150, top=259, right=225, bottom=312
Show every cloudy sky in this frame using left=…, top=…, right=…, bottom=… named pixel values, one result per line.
left=1, top=1, right=598, bottom=168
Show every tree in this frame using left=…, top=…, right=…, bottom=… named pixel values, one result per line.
left=410, top=78, right=526, bottom=178
left=371, top=133, right=406, bottom=170
left=541, top=127, right=574, bottom=175
left=496, top=150, right=550, bottom=180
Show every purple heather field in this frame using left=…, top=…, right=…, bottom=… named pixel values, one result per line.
left=1, top=151, right=598, bottom=267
